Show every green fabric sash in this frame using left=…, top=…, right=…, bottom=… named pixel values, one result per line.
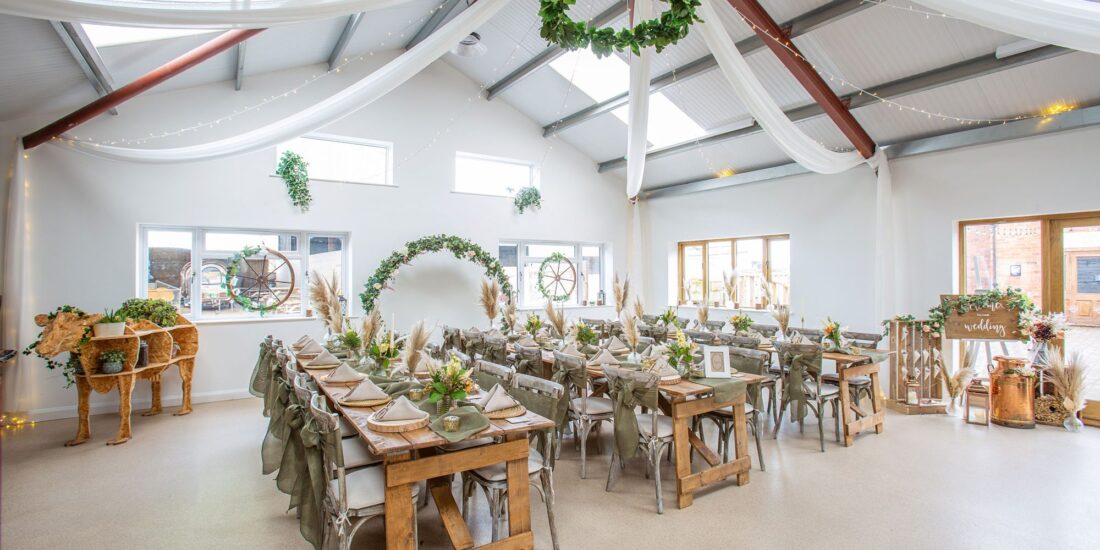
left=782, top=349, right=822, bottom=422
left=510, top=384, right=567, bottom=429
left=728, top=352, right=765, bottom=409
left=261, top=374, right=293, bottom=475
left=514, top=347, right=543, bottom=377
left=295, top=416, right=326, bottom=550
left=442, top=328, right=462, bottom=352
left=261, top=350, right=284, bottom=417
left=428, top=405, right=490, bottom=443
left=275, top=390, right=307, bottom=496
left=482, top=338, right=507, bottom=365
left=367, top=374, right=423, bottom=398
left=689, top=376, right=746, bottom=405
left=551, top=357, right=587, bottom=396
left=250, top=342, right=274, bottom=399
left=608, top=375, right=658, bottom=459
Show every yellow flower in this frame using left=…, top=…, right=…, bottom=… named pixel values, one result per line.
left=676, top=328, right=687, bottom=347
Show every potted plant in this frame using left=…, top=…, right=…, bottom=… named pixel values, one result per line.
left=729, top=311, right=753, bottom=335
left=93, top=309, right=127, bottom=337
left=99, top=349, right=126, bottom=374
left=427, top=354, right=475, bottom=415
left=117, top=298, right=179, bottom=327
left=513, top=186, right=541, bottom=214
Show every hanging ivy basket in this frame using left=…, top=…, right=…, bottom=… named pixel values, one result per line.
left=276, top=150, right=312, bottom=211
left=539, top=0, right=702, bottom=57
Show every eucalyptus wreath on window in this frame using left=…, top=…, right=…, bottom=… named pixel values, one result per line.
left=276, top=150, right=312, bottom=211
left=513, top=186, right=542, bottom=214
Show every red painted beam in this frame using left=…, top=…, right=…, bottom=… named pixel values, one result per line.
left=23, top=28, right=264, bottom=150
left=726, top=0, right=875, bottom=158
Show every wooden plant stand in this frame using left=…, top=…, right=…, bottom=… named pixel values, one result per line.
left=68, top=315, right=198, bottom=446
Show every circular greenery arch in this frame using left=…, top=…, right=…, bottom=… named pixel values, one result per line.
left=361, top=234, right=513, bottom=313
left=539, top=0, right=702, bottom=56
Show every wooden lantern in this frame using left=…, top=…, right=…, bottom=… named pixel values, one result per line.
left=905, top=378, right=921, bottom=405
left=965, top=379, right=990, bottom=426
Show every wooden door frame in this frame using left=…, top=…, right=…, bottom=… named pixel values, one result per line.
left=1049, top=215, right=1100, bottom=316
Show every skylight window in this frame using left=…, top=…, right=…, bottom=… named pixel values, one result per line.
left=82, top=24, right=220, bottom=47
left=549, top=48, right=705, bottom=148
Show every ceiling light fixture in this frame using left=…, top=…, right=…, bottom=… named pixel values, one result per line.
left=452, top=32, right=487, bottom=57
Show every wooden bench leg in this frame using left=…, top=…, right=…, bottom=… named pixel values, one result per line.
left=506, top=433, right=532, bottom=540
left=673, top=409, right=693, bottom=508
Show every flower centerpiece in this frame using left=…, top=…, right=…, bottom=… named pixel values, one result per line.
left=525, top=313, right=543, bottom=335
left=427, top=354, right=476, bottom=415
left=367, top=328, right=404, bottom=373
left=573, top=320, right=598, bottom=349
left=729, top=311, right=753, bottom=334
left=822, top=317, right=845, bottom=351
left=666, top=328, right=698, bottom=375
left=1025, top=312, right=1068, bottom=367
left=657, top=307, right=680, bottom=328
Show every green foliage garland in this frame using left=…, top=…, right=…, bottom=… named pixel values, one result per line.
left=276, top=150, right=312, bottom=211
left=360, top=234, right=513, bottom=313
left=536, top=252, right=573, bottom=302
left=513, top=186, right=542, bottom=214
left=223, top=245, right=281, bottom=315
left=539, top=0, right=702, bottom=57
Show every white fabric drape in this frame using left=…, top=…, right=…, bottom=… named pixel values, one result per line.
left=0, top=0, right=415, bottom=28
left=696, top=0, right=864, bottom=174
left=54, top=0, right=510, bottom=163
left=625, top=0, right=653, bottom=200
left=916, top=0, right=1100, bottom=56
left=3, top=144, right=29, bottom=383
left=870, top=149, right=895, bottom=324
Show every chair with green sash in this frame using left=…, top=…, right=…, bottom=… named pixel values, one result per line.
left=750, top=324, right=780, bottom=338
left=479, top=333, right=508, bottom=365
left=602, top=365, right=672, bottom=514
left=442, top=325, right=463, bottom=354
left=462, top=329, right=484, bottom=358
left=513, top=344, right=545, bottom=379
left=787, top=327, right=824, bottom=342
left=293, top=373, right=379, bottom=469
left=473, top=360, right=514, bottom=393
left=308, top=394, right=418, bottom=550
left=641, top=314, right=658, bottom=325
left=718, top=333, right=762, bottom=348
left=773, top=341, right=840, bottom=452
left=635, top=336, right=655, bottom=353
left=607, top=319, right=623, bottom=339
left=553, top=351, right=612, bottom=479
left=685, top=329, right=718, bottom=345
left=249, top=335, right=275, bottom=401
left=460, top=373, right=565, bottom=549
left=694, top=348, right=768, bottom=469
left=704, top=319, right=725, bottom=332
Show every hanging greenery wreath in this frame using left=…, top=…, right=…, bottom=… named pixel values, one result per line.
left=276, top=150, right=312, bottom=211
left=360, top=234, right=513, bottom=313
left=539, top=0, right=702, bottom=56
left=536, top=252, right=577, bottom=302
left=223, top=245, right=284, bottom=315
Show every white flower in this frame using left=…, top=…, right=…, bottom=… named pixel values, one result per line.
left=397, top=246, right=408, bottom=256
left=465, top=250, right=475, bottom=258
left=373, top=283, right=382, bottom=290
left=392, top=270, right=399, bottom=278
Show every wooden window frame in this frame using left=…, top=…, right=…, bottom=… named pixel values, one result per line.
left=677, top=234, right=790, bottom=308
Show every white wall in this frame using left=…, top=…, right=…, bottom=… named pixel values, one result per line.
left=644, top=124, right=1100, bottom=338
left=4, top=53, right=628, bottom=420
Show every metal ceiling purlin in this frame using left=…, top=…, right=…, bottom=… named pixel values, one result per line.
left=327, top=12, right=365, bottom=69
left=50, top=21, right=119, bottom=115
left=234, top=42, right=246, bottom=90
left=406, top=0, right=465, bottom=49
left=541, top=0, right=871, bottom=135
left=596, top=44, right=1070, bottom=172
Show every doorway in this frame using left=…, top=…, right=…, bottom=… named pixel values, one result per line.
left=1050, top=216, right=1100, bottom=401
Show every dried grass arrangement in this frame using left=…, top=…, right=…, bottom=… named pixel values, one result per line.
left=696, top=304, right=709, bottom=329
left=937, top=347, right=974, bottom=400
left=722, top=272, right=738, bottom=305
left=502, top=295, right=517, bottom=334
left=1047, top=349, right=1090, bottom=414
left=310, top=270, right=345, bottom=334
left=613, top=273, right=630, bottom=315
left=479, top=278, right=501, bottom=328
left=633, top=297, right=645, bottom=321
left=360, top=308, right=382, bottom=352
left=769, top=304, right=790, bottom=336
left=621, top=313, right=639, bottom=352
left=401, top=320, right=431, bottom=373
left=544, top=301, right=567, bottom=340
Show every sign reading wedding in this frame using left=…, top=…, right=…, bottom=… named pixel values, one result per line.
left=940, top=295, right=1021, bottom=340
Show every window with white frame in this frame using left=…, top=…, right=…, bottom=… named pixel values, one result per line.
left=455, top=152, right=537, bottom=197
left=498, top=241, right=605, bottom=308
left=140, top=226, right=349, bottom=321
left=276, top=134, right=392, bottom=185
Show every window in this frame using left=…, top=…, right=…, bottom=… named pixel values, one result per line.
left=82, top=24, right=220, bottom=47
left=499, top=240, right=605, bottom=308
left=455, top=152, right=537, bottom=197
left=678, top=235, right=790, bottom=308
left=140, top=226, right=349, bottom=321
left=961, top=220, right=1043, bottom=306
left=276, top=134, right=392, bottom=185
left=549, top=48, right=705, bottom=148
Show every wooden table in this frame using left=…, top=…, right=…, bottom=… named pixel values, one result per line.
left=758, top=345, right=888, bottom=447
left=298, top=356, right=553, bottom=550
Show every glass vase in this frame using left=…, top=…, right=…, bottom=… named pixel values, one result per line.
left=945, top=396, right=960, bottom=417
left=1064, top=410, right=1084, bottom=433
left=436, top=396, right=453, bottom=417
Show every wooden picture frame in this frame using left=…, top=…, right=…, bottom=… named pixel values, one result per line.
left=702, top=345, right=731, bottom=378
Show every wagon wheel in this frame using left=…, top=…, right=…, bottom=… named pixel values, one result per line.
left=226, top=247, right=296, bottom=310
left=540, top=254, right=576, bottom=302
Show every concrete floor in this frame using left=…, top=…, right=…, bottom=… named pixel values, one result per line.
left=3, top=398, right=1098, bottom=550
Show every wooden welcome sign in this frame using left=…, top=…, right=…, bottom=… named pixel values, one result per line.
left=941, top=295, right=1021, bottom=340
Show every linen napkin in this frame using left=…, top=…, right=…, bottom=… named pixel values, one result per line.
left=478, top=383, right=521, bottom=413
left=324, top=362, right=365, bottom=383
left=467, top=326, right=481, bottom=334
left=516, top=335, right=537, bottom=347
left=306, top=349, right=340, bottom=367
left=655, top=357, right=680, bottom=378
left=536, top=327, right=551, bottom=339
left=292, top=335, right=312, bottom=348
left=561, top=343, right=584, bottom=358
left=298, top=340, right=324, bottom=355
left=587, top=349, right=620, bottom=367
left=342, top=379, right=389, bottom=402
left=486, top=328, right=504, bottom=339
left=606, top=336, right=629, bottom=354
left=789, top=331, right=809, bottom=344
left=373, top=396, right=429, bottom=421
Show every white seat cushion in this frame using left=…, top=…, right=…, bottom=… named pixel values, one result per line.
left=821, top=373, right=871, bottom=385
left=570, top=396, right=614, bottom=415
left=441, top=437, right=495, bottom=452
left=805, top=382, right=840, bottom=398
left=711, top=403, right=756, bottom=416
left=637, top=413, right=673, bottom=438
left=329, top=466, right=419, bottom=511
left=338, top=417, right=357, bottom=438
left=470, top=449, right=545, bottom=481
left=341, top=438, right=381, bottom=469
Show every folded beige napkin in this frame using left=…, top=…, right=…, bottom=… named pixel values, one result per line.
left=293, top=335, right=312, bottom=347
left=536, top=327, right=551, bottom=339
left=606, top=336, right=629, bottom=353
left=587, top=349, right=620, bottom=367
left=467, top=326, right=481, bottom=334
left=655, top=357, right=679, bottom=378
left=516, top=335, right=537, bottom=347
left=306, top=349, right=340, bottom=366
left=638, top=345, right=652, bottom=357
left=789, top=331, right=809, bottom=344
left=479, top=383, right=521, bottom=412
left=486, top=328, right=503, bottom=339
left=374, top=396, right=428, bottom=421
left=561, top=343, right=584, bottom=358
left=644, top=344, right=667, bottom=358
left=298, top=340, right=324, bottom=355
left=343, top=379, right=389, bottom=402
left=324, top=362, right=365, bottom=383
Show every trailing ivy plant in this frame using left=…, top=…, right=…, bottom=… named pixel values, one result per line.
left=22, top=305, right=93, bottom=387
left=539, top=0, right=702, bottom=57
left=276, top=150, right=312, bottom=211
left=513, top=186, right=542, bottom=214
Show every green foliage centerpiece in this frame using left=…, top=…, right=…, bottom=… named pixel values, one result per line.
left=427, top=354, right=476, bottom=415
left=525, top=313, right=543, bottom=335
left=573, top=320, right=598, bottom=348
left=729, top=311, right=753, bottom=334
left=666, top=328, right=698, bottom=375
left=539, top=0, right=702, bottom=56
